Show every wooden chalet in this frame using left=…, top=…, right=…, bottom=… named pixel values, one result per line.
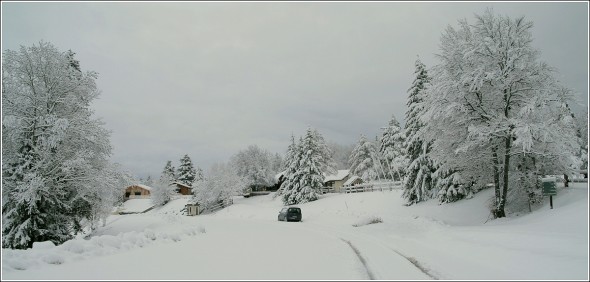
left=124, top=184, right=152, bottom=200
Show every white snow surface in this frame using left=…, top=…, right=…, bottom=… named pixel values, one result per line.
left=114, top=198, right=155, bottom=214
left=2, top=183, right=588, bottom=280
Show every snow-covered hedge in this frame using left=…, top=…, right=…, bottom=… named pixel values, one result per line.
left=2, top=226, right=206, bottom=272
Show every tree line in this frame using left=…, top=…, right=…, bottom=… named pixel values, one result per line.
left=2, top=9, right=586, bottom=250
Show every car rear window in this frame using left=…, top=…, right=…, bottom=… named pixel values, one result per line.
left=288, top=208, right=300, bottom=213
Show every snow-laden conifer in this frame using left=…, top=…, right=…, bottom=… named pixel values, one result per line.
left=379, top=114, right=408, bottom=181
left=162, top=161, right=176, bottom=181
left=349, top=134, right=384, bottom=182
left=276, top=135, right=298, bottom=198
left=177, top=154, right=197, bottom=187
left=282, top=128, right=334, bottom=205
left=402, top=58, right=437, bottom=205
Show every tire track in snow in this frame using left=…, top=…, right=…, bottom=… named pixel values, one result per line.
left=341, top=238, right=376, bottom=280
left=386, top=247, right=439, bottom=280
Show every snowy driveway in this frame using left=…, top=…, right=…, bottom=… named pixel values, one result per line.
left=3, top=185, right=588, bottom=280
left=2, top=215, right=428, bottom=280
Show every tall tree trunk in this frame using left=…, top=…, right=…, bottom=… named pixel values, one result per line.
left=491, top=147, right=501, bottom=218
left=497, top=134, right=512, bottom=218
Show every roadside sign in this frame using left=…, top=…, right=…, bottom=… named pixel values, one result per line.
left=541, top=177, right=557, bottom=209
left=542, top=181, right=557, bottom=195
left=541, top=177, right=557, bottom=195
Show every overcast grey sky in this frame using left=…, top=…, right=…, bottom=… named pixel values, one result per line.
left=2, top=2, right=588, bottom=180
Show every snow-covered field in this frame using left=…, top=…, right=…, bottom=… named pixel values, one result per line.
left=115, top=198, right=155, bottom=214
left=2, top=183, right=588, bottom=280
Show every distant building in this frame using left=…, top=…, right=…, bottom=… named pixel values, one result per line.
left=343, top=175, right=363, bottom=187
left=323, top=170, right=351, bottom=193
left=172, top=182, right=193, bottom=195
left=124, top=184, right=152, bottom=200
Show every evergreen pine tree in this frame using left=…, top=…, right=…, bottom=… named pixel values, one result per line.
left=195, top=166, right=204, bottom=183
left=145, top=175, right=154, bottom=187
left=281, top=136, right=303, bottom=204
left=177, top=154, right=197, bottom=187
left=379, top=114, right=408, bottom=181
left=349, top=134, right=384, bottom=182
left=277, top=135, right=298, bottom=197
left=282, top=128, right=326, bottom=205
left=402, top=58, right=437, bottom=205
left=162, top=161, right=176, bottom=182
left=311, top=128, right=337, bottom=176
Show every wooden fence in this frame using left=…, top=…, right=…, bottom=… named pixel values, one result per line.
left=342, top=181, right=403, bottom=193
left=320, top=187, right=336, bottom=194
left=206, top=198, right=234, bottom=213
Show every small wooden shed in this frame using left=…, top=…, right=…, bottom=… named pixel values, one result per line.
left=185, top=203, right=200, bottom=216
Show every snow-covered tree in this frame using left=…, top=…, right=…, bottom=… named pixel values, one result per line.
left=311, top=128, right=337, bottom=176
left=145, top=175, right=155, bottom=187
left=575, top=109, right=588, bottom=173
left=270, top=153, right=284, bottom=174
left=379, top=114, right=408, bottom=181
left=162, top=161, right=176, bottom=181
left=191, top=162, right=247, bottom=212
left=231, top=145, right=277, bottom=191
left=177, top=154, right=197, bottom=187
left=83, top=163, right=134, bottom=230
left=2, top=41, right=125, bottom=249
left=282, top=127, right=334, bottom=205
left=194, top=166, right=204, bottom=183
left=276, top=135, right=299, bottom=198
left=151, top=172, right=176, bottom=207
left=282, top=135, right=298, bottom=171
left=349, top=134, right=384, bottom=182
left=402, top=58, right=437, bottom=205
left=328, top=141, right=354, bottom=170
left=422, top=9, right=579, bottom=217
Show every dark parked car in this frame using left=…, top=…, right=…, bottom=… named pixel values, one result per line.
left=278, top=207, right=302, bottom=222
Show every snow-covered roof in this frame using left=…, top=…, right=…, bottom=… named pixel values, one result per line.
left=324, top=170, right=350, bottom=182
left=130, top=184, right=153, bottom=191
left=343, top=175, right=362, bottom=186
left=172, top=182, right=192, bottom=188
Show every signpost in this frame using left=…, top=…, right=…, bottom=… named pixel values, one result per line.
left=541, top=177, right=557, bottom=209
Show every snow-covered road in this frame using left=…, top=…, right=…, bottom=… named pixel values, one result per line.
left=2, top=183, right=588, bottom=280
